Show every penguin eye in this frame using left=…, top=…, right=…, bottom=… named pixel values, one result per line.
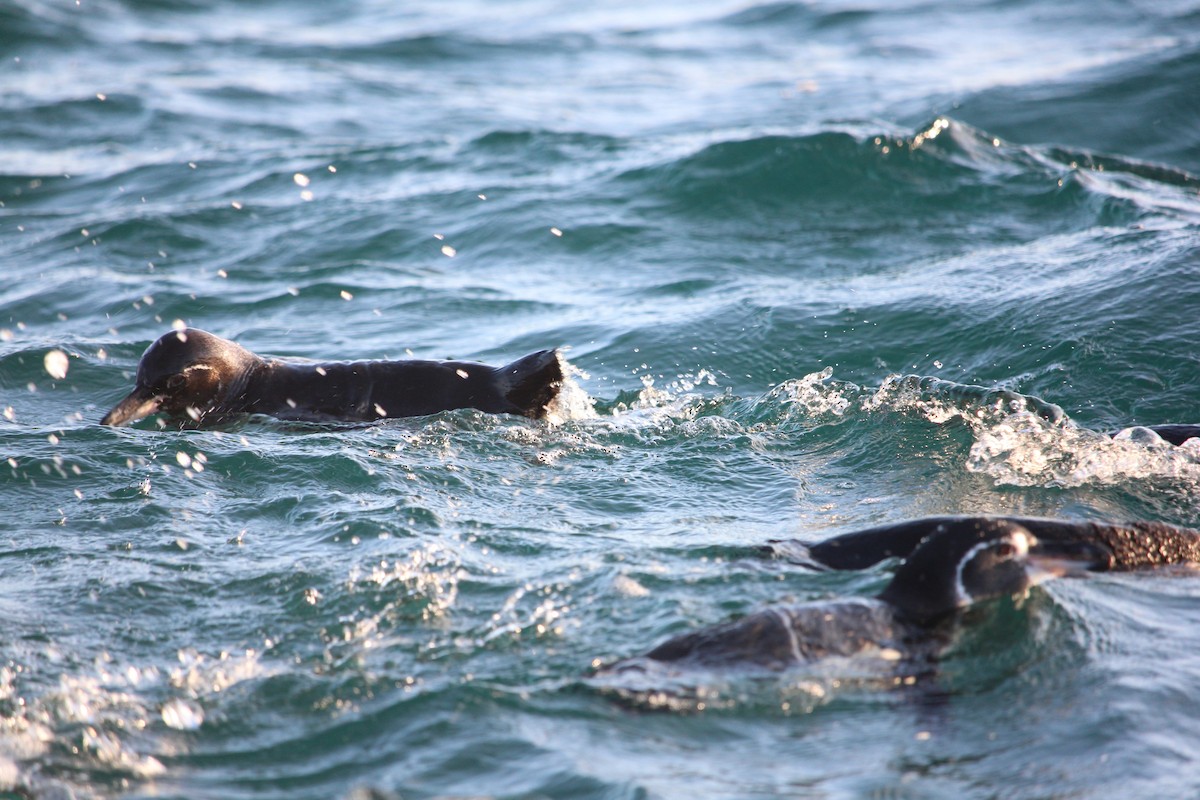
left=166, top=374, right=187, bottom=390
left=993, top=542, right=1016, bottom=559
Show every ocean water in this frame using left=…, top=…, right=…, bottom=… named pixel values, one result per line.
left=3, top=0, right=1200, bottom=797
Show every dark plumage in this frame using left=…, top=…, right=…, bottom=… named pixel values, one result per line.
left=599, top=518, right=1107, bottom=675
left=101, top=328, right=564, bottom=428
left=791, top=515, right=1200, bottom=572
left=1124, top=424, right=1200, bottom=446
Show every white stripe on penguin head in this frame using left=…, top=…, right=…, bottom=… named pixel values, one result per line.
left=953, top=529, right=1031, bottom=605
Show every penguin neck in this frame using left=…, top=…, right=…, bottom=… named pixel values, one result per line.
left=194, top=352, right=268, bottom=421
left=877, top=564, right=961, bottom=625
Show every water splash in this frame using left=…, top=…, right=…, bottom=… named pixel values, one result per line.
left=160, top=697, right=204, bottom=731
left=542, top=354, right=597, bottom=425
left=766, top=367, right=852, bottom=419
left=343, top=543, right=465, bottom=626
left=967, top=414, right=1200, bottom=488
left=170, top=647, right=267, bottom=697
left=484, top=577, right=576, bottom=642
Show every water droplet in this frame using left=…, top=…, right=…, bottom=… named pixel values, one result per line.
left=161, top=698, right=204, bottom=730
left=293, top=173, right=310, bottom=187
left=441, top=245, right=457, bottom=258
left=43, top=350, right=69, bottom=380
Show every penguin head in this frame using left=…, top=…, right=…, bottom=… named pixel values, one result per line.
left=101, top=329, right=260, bottom=427
left=878, top=518, right=1110, bottom=623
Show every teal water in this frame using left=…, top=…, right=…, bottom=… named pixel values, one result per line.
left=4, top=1, right=1200, bottom=797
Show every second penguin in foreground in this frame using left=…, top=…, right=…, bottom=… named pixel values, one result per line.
left=599, top=518, right=1105, bottom=674
left=101, top=328, right=564, bottom=428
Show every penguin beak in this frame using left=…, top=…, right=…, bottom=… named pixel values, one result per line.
left=100, top=387, right=162, bottom=427
left=1026, top=539, right=1114, bottom=581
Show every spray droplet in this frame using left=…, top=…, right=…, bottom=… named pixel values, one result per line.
left=161, top=698, right=204, bottom=730
left=44, top=350, right=69, bottom=380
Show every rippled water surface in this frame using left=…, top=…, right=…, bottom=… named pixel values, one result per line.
left=4, top=0, right=1200, bottom=797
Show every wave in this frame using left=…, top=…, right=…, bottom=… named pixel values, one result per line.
left=616, top=117, right=1199, bottom=229
left=953, top=42, right=1200, bottom=174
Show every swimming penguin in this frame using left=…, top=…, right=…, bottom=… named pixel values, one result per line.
left=777, top=515, right=1200, bottom=572
left=597, top=518, right=1107, bottom=675
left=100, top=328, right=564, bottom=428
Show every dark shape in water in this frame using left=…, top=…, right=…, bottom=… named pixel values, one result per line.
left=600, top=518, right=1106, bottom=676
left=1116, top=424, right=1200, bottom=446
left=100, top=328, right=564, bottom=428
left=788, top=515, right=1200, bottom=572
